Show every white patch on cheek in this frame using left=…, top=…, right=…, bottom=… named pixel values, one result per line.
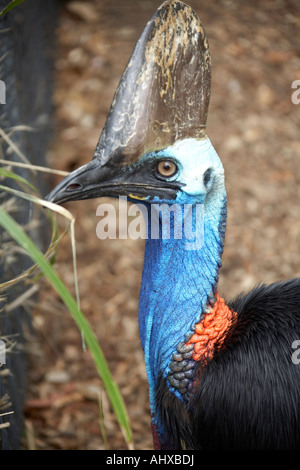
left=170, top=138, right=224, bottom=196
left=181, top=165, right=208, bottom=195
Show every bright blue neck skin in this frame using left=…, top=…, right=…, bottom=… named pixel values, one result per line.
left=136, top=138, right=227, bottom=445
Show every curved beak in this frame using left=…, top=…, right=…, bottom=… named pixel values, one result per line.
left=45, top=157, right=180, bottom=205
left=45, top=159, right=111, bottom=204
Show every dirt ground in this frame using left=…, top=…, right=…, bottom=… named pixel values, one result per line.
left=23, top=0, right=300, bottom=450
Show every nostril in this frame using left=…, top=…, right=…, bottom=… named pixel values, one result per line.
left=66, top=183, right=82, bottom=191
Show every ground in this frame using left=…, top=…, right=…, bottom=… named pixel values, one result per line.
left=23, top=0, right=300, bottom=450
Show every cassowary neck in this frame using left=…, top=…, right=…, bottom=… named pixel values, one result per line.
left=138, top=194, right=228, bottom=430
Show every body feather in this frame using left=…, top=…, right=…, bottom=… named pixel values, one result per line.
left=156, top=279, right=300, bottom=449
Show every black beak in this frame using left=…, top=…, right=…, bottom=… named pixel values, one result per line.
left=45, top=159, right=111, bottom=205
left=45, top=157, right=180, bottom=205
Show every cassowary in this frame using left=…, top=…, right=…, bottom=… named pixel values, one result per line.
left=46, top=1, right=300, bottom=450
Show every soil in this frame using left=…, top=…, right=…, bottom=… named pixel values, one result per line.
left=23, top=0, right=300, bottom=450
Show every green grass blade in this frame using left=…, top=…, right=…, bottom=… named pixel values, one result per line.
left=0, top=167, right=38, bottom=192
left=0, top=206, right=133, bottom=447
left=0, top=0, right=25, bottom=16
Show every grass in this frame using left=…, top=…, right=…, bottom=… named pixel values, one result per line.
left=0, top=157, right=133, bottom=448
left=0, top=0, right=25, bottom=17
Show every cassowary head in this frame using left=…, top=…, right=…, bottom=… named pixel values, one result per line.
left=46, top=0, right=225, bottom=217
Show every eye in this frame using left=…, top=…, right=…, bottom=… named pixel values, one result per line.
left=156, top=160, right=178, bottom=179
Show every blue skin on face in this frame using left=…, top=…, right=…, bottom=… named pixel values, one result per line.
left=135, top=137, right=227, bottom=415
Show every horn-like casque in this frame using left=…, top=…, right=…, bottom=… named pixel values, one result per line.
left=94, top=0, right=211, bottom=165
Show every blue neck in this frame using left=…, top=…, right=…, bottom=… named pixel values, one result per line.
left=138, top=195, right=227, bottom=414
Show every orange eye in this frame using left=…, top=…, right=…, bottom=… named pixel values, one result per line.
left=156, top=161, right=178, bottom=178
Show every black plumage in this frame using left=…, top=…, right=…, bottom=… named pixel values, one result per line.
left=157, top=279, right=300, bottom=450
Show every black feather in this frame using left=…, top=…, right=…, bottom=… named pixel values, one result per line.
left=158, top=279, right=300, bottom=449
left=156, top=375, right=195, bottom=449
